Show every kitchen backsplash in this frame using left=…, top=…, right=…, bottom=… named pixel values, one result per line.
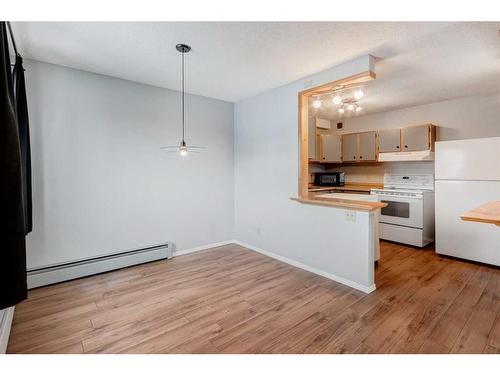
left=324, top=161, right=434, bottom=184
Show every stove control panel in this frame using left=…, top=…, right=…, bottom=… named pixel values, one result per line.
left=382, top=174, right=434, bottom=191
left=370, top=190, right=423, bottom=199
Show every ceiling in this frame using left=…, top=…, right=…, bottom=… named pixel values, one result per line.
left=10, top=22, right=500, bottom=105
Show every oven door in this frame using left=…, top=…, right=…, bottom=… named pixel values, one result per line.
left=377, top=195, right=423, bottom=229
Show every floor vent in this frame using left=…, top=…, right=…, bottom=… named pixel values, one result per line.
left=27, top=243, right=172, bottom=289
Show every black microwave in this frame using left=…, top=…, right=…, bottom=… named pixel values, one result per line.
left=314, top=172, right=345, bottom=186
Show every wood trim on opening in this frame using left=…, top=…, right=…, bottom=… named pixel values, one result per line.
left=297, top=70, right=376, bottom=201
left=300, top=71, right=376, bottom=97
left=299, top=93, right=309, bottom=198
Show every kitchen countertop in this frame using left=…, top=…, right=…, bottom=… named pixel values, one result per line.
left=460, top=201, right=500, bottom=227
left=315, top=192, right=380, bottom=201
left=293, top=182, right=386, bottom=211
left=308, top=183, right=384, bottom=193
left=291, top=194, right=387, bottom=212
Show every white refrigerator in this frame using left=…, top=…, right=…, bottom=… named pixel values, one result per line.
left=435, top=137, right=500, bottom=266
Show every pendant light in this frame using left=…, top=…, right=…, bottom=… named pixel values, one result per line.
left=161, top=43, right=204, bottom=156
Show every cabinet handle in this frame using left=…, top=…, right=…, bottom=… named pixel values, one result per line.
left=404, top=145, right=408, bottom=148
left=359, top=156, right=363, bottom=159
left=353, top=156, right=356, bottom=159
left=396, top=145, right=400, bottom=149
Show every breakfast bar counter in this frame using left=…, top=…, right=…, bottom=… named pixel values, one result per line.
left=460, top=201, right=500, bottom=226
left=292, top=195, right=386, bottom=211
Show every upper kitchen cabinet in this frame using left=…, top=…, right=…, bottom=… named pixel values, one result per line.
left=358, top=131, right=377, bottom=161
left=320, top=134, right=342, bottom=162
left=341, top=131, right=377, bottom=162
left=378, top=124, right=436, bottom=161
left=308, top=117, right=333, bottom=160
left=308, top=117, right=318, bottom=159
left=378, top=128, right=401, bottom=153
left=401, top=124, right=436, bottom=152
left=342, top=133, right=358, bottom=161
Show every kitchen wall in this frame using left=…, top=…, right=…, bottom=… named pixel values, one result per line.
left=325, top=92, right=500, bottom=182
left=234, top=56, right=376, bottom=292
left=25, top=60, right=234, bottom=269
left=341, top=92, right=500, bottom=141
left=326, top=163, right=434, bottom=184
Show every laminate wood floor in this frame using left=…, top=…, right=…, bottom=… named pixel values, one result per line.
left=7, top=241, right=500, bottom=354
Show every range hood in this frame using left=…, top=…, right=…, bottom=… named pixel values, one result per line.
left=378, top=150, right=434, bottom=162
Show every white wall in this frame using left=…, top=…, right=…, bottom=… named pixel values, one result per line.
left=25, top=60, right=234, bottom=269
left=234, top=56, right=376, bottom=291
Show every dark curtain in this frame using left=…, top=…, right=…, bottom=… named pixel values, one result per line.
left=13, top=54, right=32, bottom=234
left=0, top=22, right=27, bottom=309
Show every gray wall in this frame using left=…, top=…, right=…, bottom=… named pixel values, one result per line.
left=25, top=60, right=235, bottom=269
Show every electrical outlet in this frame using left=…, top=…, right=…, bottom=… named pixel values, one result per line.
left=345, top=210, right=356, bottom=222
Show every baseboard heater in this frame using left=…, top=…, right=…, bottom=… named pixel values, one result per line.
left=27, top=243, right=173, bottom=289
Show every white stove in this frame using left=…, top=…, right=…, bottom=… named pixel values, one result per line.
left=371, top=174, right=435, bottom=247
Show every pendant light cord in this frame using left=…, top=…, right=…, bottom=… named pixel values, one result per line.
left=181, top=51, right=185, bottom=143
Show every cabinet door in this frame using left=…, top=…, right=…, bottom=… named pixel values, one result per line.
left=378, top=128, right=401, bottom=153
left=358, top=131, right=377, bottom=161
left=342, top=133, right=358, bottom=161
left=320, top=134, right=341, bottom=162
left=308, top=117, right=317, bottom=159
left=402, top=125, right=429, bottom=151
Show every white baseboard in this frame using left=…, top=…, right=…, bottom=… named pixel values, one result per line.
left=177, top=239, right=377, bottom=294
left=26, top=241, right=234, bottom=289
left=174, top=240, right=235, bottom=257
left=27, top=243, right=172, bottom=289
left=0, top=307, right=15, bottom=354
left=233, top=240, right=376, bottom=294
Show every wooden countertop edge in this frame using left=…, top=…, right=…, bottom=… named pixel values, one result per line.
left=460, top=201, right=500, bottom=227
left=460, top=215, right=500, bottom=226
left=290, top=197, right=387, bottom=212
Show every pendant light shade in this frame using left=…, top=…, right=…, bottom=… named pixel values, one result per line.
left=161, top=43, right=204, bottom=156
